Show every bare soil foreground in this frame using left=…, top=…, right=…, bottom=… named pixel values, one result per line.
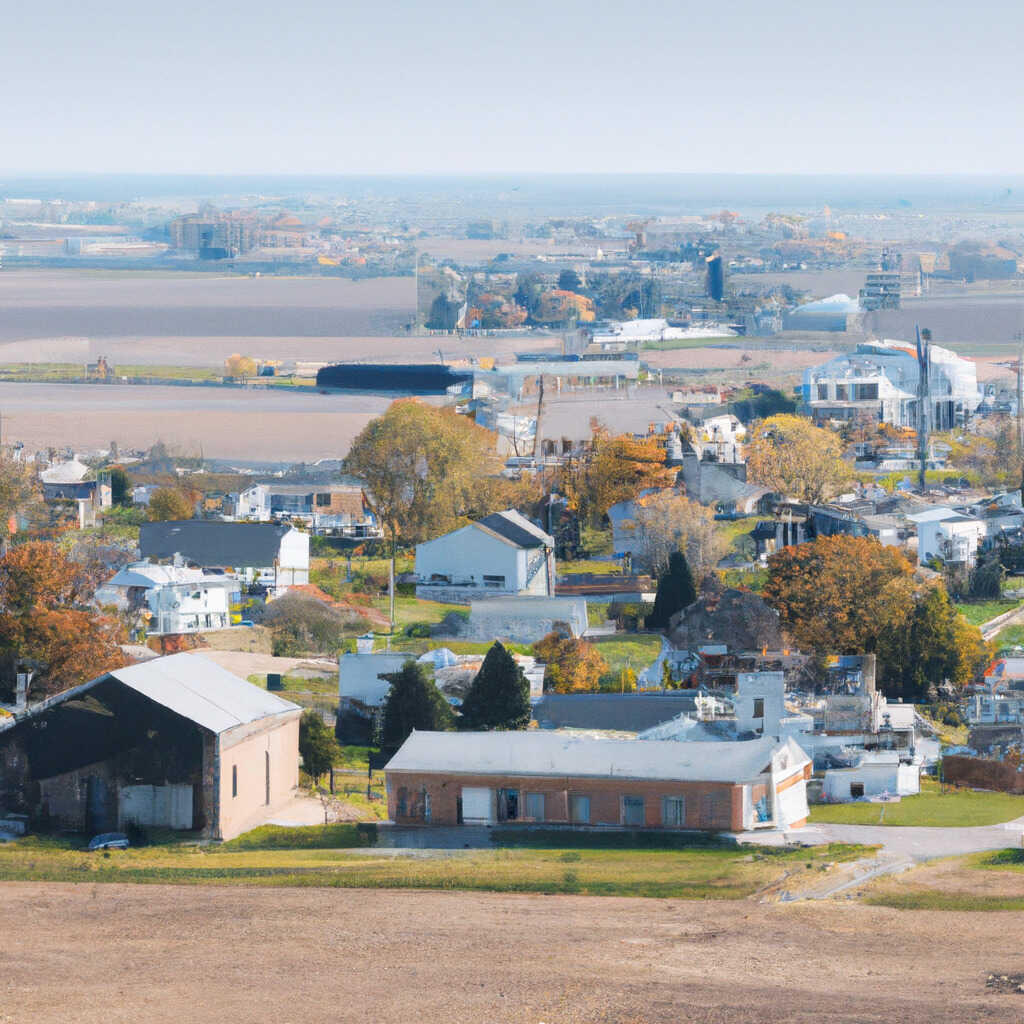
left=4, top=882, right=1023, bottom=1023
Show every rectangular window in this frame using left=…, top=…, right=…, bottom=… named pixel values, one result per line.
left=622, top=796, right=645, bottom=827
left=817, top=384, right=828, bottom=401
left=662, top=796, right=686, bottom=827
left=497, top=788, right=519, bottom=821
left=396, top=787, right=408, bottom=817
left=315, top=492, right=332, bottom=507
left=850, top=782, right=865, bottom=799
left=422, top=789, right=431, bottom=823
left=753, top=698, right=765, bottom=719
left=836, top=384, right=848, bottom=401
left=525, top=792, right=545, bottom=820
left=482, top=574, right=506, bottom=589
left=232, top=764, right=238, bottom=798
left=569, top=795, right=590, bottom=824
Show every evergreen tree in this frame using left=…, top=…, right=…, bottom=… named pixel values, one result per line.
left=459, top=641, right=531, bottom=730
left=380, top=660, right=454, bottom=752
left=646, top=551, right=697, bottom=630
left=299, top=709, right=337, bottom=784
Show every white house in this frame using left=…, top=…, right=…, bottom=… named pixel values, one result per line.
left=823, top=752, right=920, bottom=802
left=138, top=521, right=309, bottom=595
left=912, top=509, right=985, bottom=567
left=96, top=561, right=239, bottom=635
left=415, top=509, right=555, bottom=603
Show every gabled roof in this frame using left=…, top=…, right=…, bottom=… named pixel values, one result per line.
left=0, top=652, right=299, bottom=737
left=386, top=730, right=808, bottom=783
left=40, top=458, right=90, bottom=484
left=476, top=509, right=553, bottom=548
left=140, top=520, right=294, bottom=567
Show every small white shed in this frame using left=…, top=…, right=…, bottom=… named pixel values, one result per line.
left=823, top=753, right=920, bottom=802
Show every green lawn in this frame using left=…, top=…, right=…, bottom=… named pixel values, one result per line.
left=369, top=595, right=468, bottom=633
left=715, top=516, right=771, bottom=559
left=955, top=599, right=1021, bottom=626
left=590, top=634, right=663, bottom=678
left=0, top=831, right=865, bottom=899
left=247, top=673, right=337, bottom=697
left=809, top=779, right=1024, bottom=827
left=641, top=336, right=736, bottom=351
left=558, top=560, right=622, bottom=576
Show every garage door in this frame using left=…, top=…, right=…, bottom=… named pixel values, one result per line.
left=460, top=786, right=494, bottom=824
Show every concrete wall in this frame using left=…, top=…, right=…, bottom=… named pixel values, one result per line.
left=216, top=713, right=300, bottom=841
left=385, top=770, right=745, bottom=831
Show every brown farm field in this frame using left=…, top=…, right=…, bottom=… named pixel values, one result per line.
left=4, top=881, right=1024, bottom=1023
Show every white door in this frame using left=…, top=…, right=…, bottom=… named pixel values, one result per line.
left=460, top=786, right=495, bottom=824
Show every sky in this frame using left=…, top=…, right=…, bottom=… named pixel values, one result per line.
left=3, top=0, right=1024, bottom=175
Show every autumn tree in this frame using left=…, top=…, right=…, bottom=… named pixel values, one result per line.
left=225, top=353, right=258, bottom=380
left=559, top=426, right=677, bottom=527
left=344, top=398, right=501, bottom=549
left=763, top=535, right=916, bottom=655
left=533, top=632, right=608, bottom=693
left=0, top=541, right=126, bottom=702
left=632, top=491, right=726, bottom=575
left=147, top=487, right=196, bottom=522
left=459, top=641, right=531, bottom=731
left=0, top=453, right=41, bottom=550
left=744, top=414, right=850, bottom=503
left=379, top=660, right=454, bottom=753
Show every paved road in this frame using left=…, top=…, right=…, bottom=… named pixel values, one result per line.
left=800, top=816, right=1024, bottom=860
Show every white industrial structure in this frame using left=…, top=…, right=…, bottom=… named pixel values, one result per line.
left=804, top=339, right=980, bottom=428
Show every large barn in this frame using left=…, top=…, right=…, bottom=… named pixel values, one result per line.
left=0, top=653, right=301, bottom=841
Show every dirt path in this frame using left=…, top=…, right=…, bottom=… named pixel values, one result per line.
left=3, top=882, right=1024, bottom=1023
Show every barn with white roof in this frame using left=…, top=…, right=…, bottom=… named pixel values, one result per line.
left=0, top=653, right=301, bottom=840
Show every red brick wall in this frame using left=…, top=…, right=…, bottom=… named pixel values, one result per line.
left=386, top=771, right=743, bottom=831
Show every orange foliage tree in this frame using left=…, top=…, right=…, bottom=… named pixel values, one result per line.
left=0, top=541, right=126, bottom=701
left=533, top=632, right=608, bottom=693
left=559, top=426, right=677, bottom=527
left=762, top=535, right=916, bottom=655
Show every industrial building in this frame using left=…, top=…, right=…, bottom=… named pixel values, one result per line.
left=385, top=731, right=811, bottom=831
left=804, top=339, right=980, bottom=428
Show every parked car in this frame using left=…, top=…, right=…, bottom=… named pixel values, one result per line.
left=88, top=832, right=130, bottom=851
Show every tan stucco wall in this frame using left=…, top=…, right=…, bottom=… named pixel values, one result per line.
left=216, top=713, right=300, bottom=841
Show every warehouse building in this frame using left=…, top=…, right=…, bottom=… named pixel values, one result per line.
left=0, top=653, right=301, bottom=841
left=385, top=731, right=811, bottom=832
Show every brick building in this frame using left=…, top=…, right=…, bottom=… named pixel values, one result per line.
left=385, top=732, right=811, bottom=832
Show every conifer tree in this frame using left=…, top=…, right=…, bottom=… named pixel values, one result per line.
left=646, top=551, right=697, bottom=630
left=380, top=660, right=454, bottom=752
left=459, top=641, right=531, bottom=731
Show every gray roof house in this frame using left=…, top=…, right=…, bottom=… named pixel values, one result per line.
left=139, top=520, right=309, bottom=594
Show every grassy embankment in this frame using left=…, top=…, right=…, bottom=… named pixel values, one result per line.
left=809, top=778, right=1024, bottom=827
left=0, top=829, right=866, bottom=899
left=866, top=849, right=1024, bottom=911
left=955, top=599, right=1023, bottom=627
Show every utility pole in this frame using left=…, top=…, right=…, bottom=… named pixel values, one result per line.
left=916, top=326, right=931, bottom=491
left=1015, top=329, right=1024, bottom=454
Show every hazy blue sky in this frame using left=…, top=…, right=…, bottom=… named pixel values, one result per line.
left=3, top=0, right=1023, bottom=174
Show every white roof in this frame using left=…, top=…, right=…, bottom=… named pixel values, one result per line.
left=338, top=652, right=411, bottom=706
left=107, top=653, right=299, bottom=734
left=386, top=731, right=809, bottom=783
left=105, top=562, right=213, bottom=589
left=0, top=652, right=299, bottom=737
left=40, top=458, right=90, bottom=483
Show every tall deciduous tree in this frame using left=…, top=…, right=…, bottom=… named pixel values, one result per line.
left=559, top=427, right=676, bottom=527
left=646, top=551, right=697, bottom=630
left=763, top=535, right=916, bottom=655
left=744, top=414, right=849, bottom=503
left=380, top=660, right=454, bottom=752
left=459, top=641, right=530, bottom=731
left=0, top=541, right=126, bottom=701
left=632, top=491, right=725, bottom=575
left=147, top=487, right=195, bottom=522
left=0, top=453, right=41, bottom=549
left=345, top=399, right=502, bottom=550
left=875, top=584, right=987, bottom=700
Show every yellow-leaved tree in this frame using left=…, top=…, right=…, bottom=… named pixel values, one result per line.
left=744, top=414, right=850, bottom=503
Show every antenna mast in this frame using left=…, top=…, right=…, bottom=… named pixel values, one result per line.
left=916, top=326, right=931, bottom=491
